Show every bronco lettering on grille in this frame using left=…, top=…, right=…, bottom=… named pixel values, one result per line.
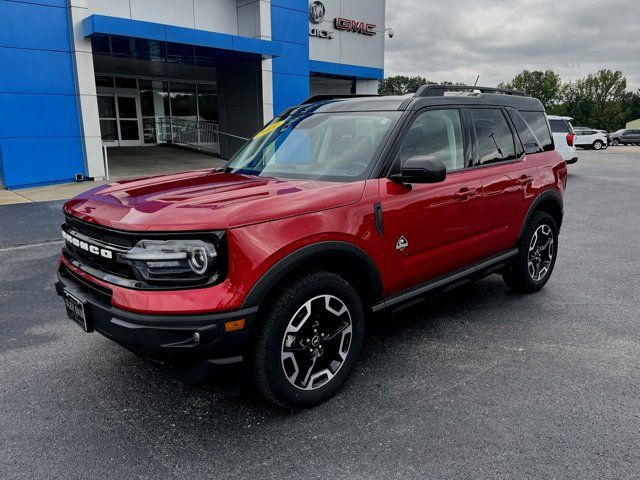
left=62, top=230, right=113, bottom=259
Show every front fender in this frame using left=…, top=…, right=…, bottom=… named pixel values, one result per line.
left=241, top=241, right=383, bottom=308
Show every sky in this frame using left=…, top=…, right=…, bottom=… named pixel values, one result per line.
left=384, top=0, right=640, bottom=90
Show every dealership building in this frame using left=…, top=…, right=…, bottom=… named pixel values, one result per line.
left=0, top=0, right=386, bottom=189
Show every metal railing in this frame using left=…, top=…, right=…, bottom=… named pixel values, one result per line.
left=156, top=117, right=222, bottom=155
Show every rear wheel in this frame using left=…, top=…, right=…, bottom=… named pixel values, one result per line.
left=593, top=140, right=604, bottom=150
left=503, top=212, right=558, bottom=293
left=252, top=271, right=365, bottom=408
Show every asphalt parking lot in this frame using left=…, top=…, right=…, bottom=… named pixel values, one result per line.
left=2, top=146, right=640, bottom=479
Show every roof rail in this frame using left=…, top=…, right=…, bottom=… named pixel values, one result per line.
left=301, top=94, right=379, bottom=105
left=414, top=84, right=525, bottom=98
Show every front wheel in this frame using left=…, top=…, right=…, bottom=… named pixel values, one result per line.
left=593, top=140, right=604, bottom=150
left=252, top=271, right=365, bottom=408
left=612, top=139, right=620, bottom=146
left=503, top=212, right=558, bottom=293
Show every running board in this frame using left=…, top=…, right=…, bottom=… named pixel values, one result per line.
left=371, top=249, right=518, bottom=313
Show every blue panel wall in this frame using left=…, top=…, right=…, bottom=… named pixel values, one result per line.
left=84, top=15, right=281, bottom=57
left=271, top=0, right=310, bottom=116
left=0, top=0, right=84, bottom=189
left=309, top=60, right=385, bottom=80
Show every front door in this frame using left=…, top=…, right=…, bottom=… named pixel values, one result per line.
left=379, top=108, right=485, bottom=295
left=98, top=93, right=143, bottom=147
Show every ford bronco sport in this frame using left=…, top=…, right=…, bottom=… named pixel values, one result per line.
left=56, top=85, right=567, bottom=408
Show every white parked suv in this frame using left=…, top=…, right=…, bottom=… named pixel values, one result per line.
left=548, top=115, right=578, bottom=164
left=573, top=127, right=609, bottom=150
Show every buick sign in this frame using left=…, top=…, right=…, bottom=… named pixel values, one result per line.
left=309, top=1, right=326, bottom=24
left=309, top=1, right=333, bottom=39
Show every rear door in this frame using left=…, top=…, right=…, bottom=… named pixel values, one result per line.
left=622, top=130, right=637, bottom=144
left=378, top=107, right=485, bottom=294
left=468, top=107, right=540, bottom=255
left=574, top=129, right=588, bottom=146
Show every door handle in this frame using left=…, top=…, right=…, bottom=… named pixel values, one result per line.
left=454, top=188, right=477, bottom=200
left=517, top=176, right=534, bottom=186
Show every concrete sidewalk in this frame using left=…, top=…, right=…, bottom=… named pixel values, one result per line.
left=0, top=182, right=107, bottom=206
left=0, top=145, right=224, bottom=205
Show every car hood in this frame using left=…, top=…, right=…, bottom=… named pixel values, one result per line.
left=63, top=169, right=365, bottom=231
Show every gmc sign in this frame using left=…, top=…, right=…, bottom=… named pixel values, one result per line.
left=334, top=18, right=376, bottom=36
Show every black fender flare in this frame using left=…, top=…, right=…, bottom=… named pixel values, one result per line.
left=241, top=241, right=383, bottom=309
left=518, top=190, right=564, bottom=243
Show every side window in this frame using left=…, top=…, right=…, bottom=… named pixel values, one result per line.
left=521, top=111, right=554, bottom=151
left=469, top=109, right=516, bottom=165
left=507, top=109, right=542, bottom=155
left=396, top=109, right=465, bottom=172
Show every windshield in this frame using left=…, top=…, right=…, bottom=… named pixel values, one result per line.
left=226, top=111, right=401, bottom=182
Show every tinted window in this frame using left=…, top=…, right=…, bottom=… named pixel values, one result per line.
left=522, top=112, right=554, bottom=151
left=549, top=119, right=570, bottom=133
left=508, top=109, right=542, bottom=155
left=396, top=109, right=466, bottom=171
left=469, top=109, right=516, bottom=165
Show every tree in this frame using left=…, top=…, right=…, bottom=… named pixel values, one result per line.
left=378, top=75, right=433, bottom=95
left=623, top=90, right=640, bottom=126
left=564, top=70, right=628, bottom=131
left=499, top=70, right=565, bottom=110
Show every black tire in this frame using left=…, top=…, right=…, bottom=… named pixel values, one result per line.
left=252, top=270, right=365, bottom=408
left=503, top=212, right=558, bottom=293
left=612, top=139, right=620, bottom=146
left=593, top=140, right=603, bottom=150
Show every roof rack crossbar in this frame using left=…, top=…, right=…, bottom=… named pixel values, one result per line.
left=301, top=94, right=379, bottom=105
left=414, top=84, right=525, bottom=98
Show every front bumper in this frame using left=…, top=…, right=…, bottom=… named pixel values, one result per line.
left=55, top=265, right=257, bottom=380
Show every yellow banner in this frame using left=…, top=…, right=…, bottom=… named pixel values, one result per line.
left=253, top=120, right=285, bottom=139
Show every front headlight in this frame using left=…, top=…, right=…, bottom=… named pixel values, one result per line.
left=120, top=239, right=218, bottom=284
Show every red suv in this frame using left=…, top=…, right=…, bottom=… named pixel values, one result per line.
left=56, top=85, right=567, bottom=408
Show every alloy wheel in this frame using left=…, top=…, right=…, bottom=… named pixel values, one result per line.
left=280, top=295, right=353, bottom=391
left=528, top=224, right=555, bottom=282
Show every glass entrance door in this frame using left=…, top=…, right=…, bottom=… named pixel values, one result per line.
left=116, top=94, right=142, bottom=146
left=98, top=93, right=143, bottom=146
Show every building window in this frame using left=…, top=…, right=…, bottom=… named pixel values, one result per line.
left=198, top=83, right=218, bottom=123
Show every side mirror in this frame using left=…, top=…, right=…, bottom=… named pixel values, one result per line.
left=390, top=156, right=447, bottom=184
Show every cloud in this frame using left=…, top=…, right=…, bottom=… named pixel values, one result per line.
left=384, top=0, right=640, bottom=90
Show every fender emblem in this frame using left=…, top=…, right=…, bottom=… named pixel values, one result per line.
left=396, top=236, right=409, bottom=252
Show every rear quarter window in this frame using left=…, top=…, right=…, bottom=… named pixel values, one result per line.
left=507, top=109, right=542, bottom=155
left=520, top=111, right=554, bottom=151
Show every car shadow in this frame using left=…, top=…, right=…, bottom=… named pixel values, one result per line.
left=19, top=271, right=557, bottom=478
left=71, top=273, right=523, bottom=416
